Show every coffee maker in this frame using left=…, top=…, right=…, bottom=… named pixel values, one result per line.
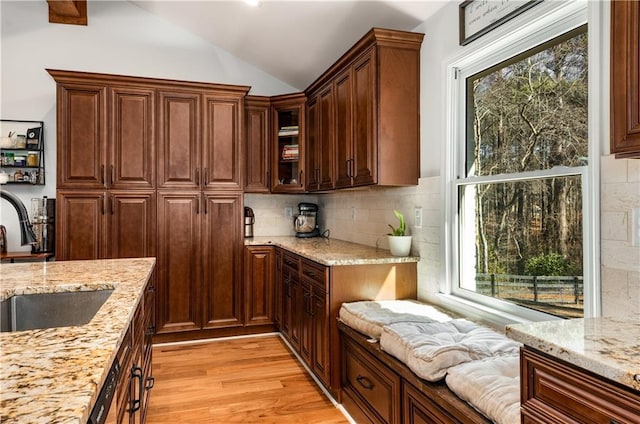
left=294, top=202, right=320, bottom=238
left=30, top=196, right=55, bottom=254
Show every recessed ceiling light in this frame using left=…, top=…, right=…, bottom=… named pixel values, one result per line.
left=244, top=0, right=261, bottom=7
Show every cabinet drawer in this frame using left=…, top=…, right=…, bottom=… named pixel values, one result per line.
left=342, top=337, right=401, bottom=424
left=522, top=347, right=640, bottom=424
left=300, top=259, right=327, bottom=289
left=282, top=252, right=299, bottom=271
left=403, top=382, right=462, bottom=424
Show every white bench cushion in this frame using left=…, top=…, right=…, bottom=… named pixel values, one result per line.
left=382, top=320, right=521, bottom=381
left=339, top=300, right=453, bottom=339
left=446, top=355, right=521, bottom=424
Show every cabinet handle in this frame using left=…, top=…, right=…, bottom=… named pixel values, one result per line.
left=204, top=168, right=208, bottom=186
left=299, top=170, right=303, bottom=187
left=204, top=197, right=208, bottom=214
left=101, top=164, right=105, bottom=185
left=130, top=366, right=143, bottom=412
left=195, top=168, right=200, bottom=186
left=110, top=195, right=114, bottom=215
left=346, top=160, right=351, bottom=178
left=145, top=376, right=155, bottom=391
left=304, top=270, right=316, bottom=278
left=100, top=195, right=105, bottom=215
left=196, top=196, right=200, bottom=215
left=356, top=375, right=374, bottom=390
left=110, top=165, right=114, bottom=186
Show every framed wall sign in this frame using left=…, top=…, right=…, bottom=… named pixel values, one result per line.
left=459, top=0, right=542, bottom=46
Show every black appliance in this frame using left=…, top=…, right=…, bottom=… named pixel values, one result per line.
left=87, top=358, right=121, bottom=424
left=30, top=196, right=55, bottom=254
left=294, top=202, right=320, bottom=238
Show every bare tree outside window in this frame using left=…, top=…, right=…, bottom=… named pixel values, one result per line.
left=459, top=27, right=588, bottom=318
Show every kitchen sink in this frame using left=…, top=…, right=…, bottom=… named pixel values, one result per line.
left=0, top=289, right=113, bottom=332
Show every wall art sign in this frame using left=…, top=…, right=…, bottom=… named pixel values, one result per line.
left=459, top=0, right=542, bottom=46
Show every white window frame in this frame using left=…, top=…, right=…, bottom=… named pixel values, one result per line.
left=440, top=0, right=601, bottom=324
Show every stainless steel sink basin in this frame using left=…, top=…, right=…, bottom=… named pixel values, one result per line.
left=0, top=289, right=113, bottom=332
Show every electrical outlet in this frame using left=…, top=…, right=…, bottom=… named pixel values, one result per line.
left=351, top=206, right=357, bottom=221
left=632, top=208, right=640, bottom=247
left=284, top=207, right=293, bottom=219
left=414, top=207, right=423, bottom=228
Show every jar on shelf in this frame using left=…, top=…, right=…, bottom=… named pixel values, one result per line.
left=27, top=152, right=39, bottom=167
left=13, top=170, right=24, bottom=181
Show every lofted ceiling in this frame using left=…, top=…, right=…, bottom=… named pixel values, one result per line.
left=129, top=0, right=449, bottom=90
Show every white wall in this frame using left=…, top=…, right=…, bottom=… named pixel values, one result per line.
left=0, top=0, right=296, bottom=251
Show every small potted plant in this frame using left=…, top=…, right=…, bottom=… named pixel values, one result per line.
left=387, top=210, right=412, bottom=256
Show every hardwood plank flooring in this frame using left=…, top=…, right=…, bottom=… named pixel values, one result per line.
left=146, top=335, right=349, bottom=423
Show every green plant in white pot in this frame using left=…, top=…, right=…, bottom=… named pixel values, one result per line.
left=387, top=210, right=412, bottom=256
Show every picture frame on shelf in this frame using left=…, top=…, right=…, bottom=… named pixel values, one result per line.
left=459, top=0, right=541, bottom=46
left=26, top=127, right=41, bottom=148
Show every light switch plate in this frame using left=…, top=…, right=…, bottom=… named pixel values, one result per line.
left=414, top=207, right=423, bottom=228
left=284, top=207, right=293, bottom=219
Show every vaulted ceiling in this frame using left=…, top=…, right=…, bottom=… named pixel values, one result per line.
left=129, top=1, right=448, bottom=90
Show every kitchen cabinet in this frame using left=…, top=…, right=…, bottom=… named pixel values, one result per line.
left=116, top=273, right=155, bottom=424
left=305, top=29, right=423, bottom=188
left=156, top=193, right=244, bottom=336
left=244, top=246, right=275, bottom=327
left=56, top=190, right=155, bottom=261
left=157, top=87, right=244, bottom=190
left=611, top=0, right=640, bottom=158
left=275, top=247, right=417, bottom=398
left=244, top=95, right=271, bottom=193
left=49, top=71, right=156, bottom=190
left=306, top=84, right=335, bottom=192
left=271, top=93, right=306, bottom=193
left=520, top=347, right=640, bottom=423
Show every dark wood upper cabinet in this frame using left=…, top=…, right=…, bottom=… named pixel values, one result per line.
left=109, top=86, right=156, bottom=189
left=611, top=0, right=640, bottom=158
left=307, top=84, right=336, bottom=192
left=157, top=90, right=201, bottom=189
left=244, top=96, right=271, bottom=193
left=305, top=29, right=423, bottom=188
left=54, top=80, right=107, bottom=189
left=271, top=93, right=307, bottom=193
left=202, top=93, right=243, bottom=190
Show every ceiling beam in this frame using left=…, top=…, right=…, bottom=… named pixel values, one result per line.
left=47, top=0, right=87, bottom=26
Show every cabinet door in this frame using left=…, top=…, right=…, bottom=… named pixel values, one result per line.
left=274, top=249, right=283, bottom=329
left=244, top=96, right=271, bottom=193
left=352, top=50, right=377, bottom=187
left=202, top=193, right=243, bottom=329
left=56, top=191, right=106, bottom=260
left=287, top=272, right=301, bottom=352
left=156, top=192, right=202, bottom=333
left=109, top=86, right=156, bottom=189
left=312, top=287, right=330, bottom=387
left=305, top=96, right=319, bottom=191
left=280, top=263, right=293, bottom=339
left=56, top=82, right=107, bottom=188
left=335, top=68, right=354, bottom=189
left=318, top=85, right=335, bottom=191
left=244, top=246, right=275, bottom=326
left=299, top=280, right=313, bottom=365
left=107, top=191, right=156, bottom=259
left=271, top=94, right=306, bottom=193
left=611, top=0, right=640, bottom=157
left=203, top=93, right=243, bottom=190
left=157, top=90, right=201, bottom=189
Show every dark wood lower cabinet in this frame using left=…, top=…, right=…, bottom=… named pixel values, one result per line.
left=521, top=347, right=640, bottom=424
left=115, top=275, right=155, bottom=424
left=277, top=248, right=417, bottom=400
left=244, top=246, right=275, bottom=326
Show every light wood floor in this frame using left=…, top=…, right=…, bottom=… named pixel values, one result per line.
left=146, top=334, right=349, bottom=423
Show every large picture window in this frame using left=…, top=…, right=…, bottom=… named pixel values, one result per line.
left=453, top=25, right=588, bottom=319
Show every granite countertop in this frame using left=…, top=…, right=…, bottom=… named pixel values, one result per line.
left=506, top=315, right=640, bottom=392
left=245, top=236, right=420, bottom=266
left=0, top=258, right=156, bottom=424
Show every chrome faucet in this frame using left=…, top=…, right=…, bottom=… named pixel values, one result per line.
left=0, top=189, right=37, bottom=245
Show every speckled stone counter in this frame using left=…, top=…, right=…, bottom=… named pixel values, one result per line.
left=0, top=258, right=156, bottom=424
left=506, top=315, right=640, bottom=392
left=245, top=236, right=420, bottom=266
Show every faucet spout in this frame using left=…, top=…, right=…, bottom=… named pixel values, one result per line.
left=0, top=189, right=37, bottom=246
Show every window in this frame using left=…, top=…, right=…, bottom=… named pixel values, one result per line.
left=445, top=5, right=595, bottom=321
